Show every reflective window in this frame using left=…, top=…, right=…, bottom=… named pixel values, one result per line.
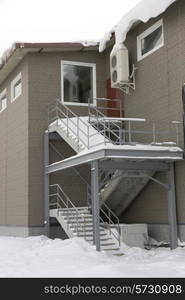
left=62, top=62, right=96, bottom=105
left=137, top=19, right=164, bottom=61
left=141, top=26, right=163, bottom=56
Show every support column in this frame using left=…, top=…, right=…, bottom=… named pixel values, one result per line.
left=167, top=163, right=178, bottom=250
left=44, top=130, right=50, bottom=237
left=91, top=160, right=100, bottom=251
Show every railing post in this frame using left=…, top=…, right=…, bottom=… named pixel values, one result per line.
left=44, top=130, right=49, bottom=237
left=104, top=122, right=106, bottom=145
left=108, top=121, right=111, bottom=141
left=167, top=163, right=178, bottom=250
left=87, top=126, right=90, bottom=149
left=57, top=185, right=59, bottom=210
left=128, top=121, right=132, bottom=143
left=120, top=99, right=122, bottom=118
left=67, top=197, right=69, bottom=230
left=91, top=161, right=100, bottom=251
left=83, top=214, right=86, bottom=241
left=67, top=109, right=69, bottom=137
left=76, top=211, right=79, bottom=236
left=172, top=121, right=182, bottom=146
left=77, top=117, right=79, bottom=151
left=88, top=98, right=91, bottom=123
left=152, top=122, right=156, bottom=144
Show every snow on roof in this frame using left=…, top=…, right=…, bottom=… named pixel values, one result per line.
left=99, top=0, right=177, bottom=53
left=0, top=40, right=99, bottom=71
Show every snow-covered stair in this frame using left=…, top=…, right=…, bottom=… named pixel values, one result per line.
left=49, top=117, right=108, bottom=153
left=50, top=207, right=124, bottom=256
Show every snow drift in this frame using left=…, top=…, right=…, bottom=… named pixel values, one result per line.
left=0, top=236, right=185, bottom=277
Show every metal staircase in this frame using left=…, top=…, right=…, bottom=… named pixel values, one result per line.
left=46, top=98, right=183, bottom=252
left=49, top=184, right=124, bottom=255
left=48, top=99, right=156, bottom=215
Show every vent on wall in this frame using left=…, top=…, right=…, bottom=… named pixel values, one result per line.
left=110, top=45, right=137, bottom=94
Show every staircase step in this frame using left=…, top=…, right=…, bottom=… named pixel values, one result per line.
left=101, top=247, right=120, bottom=251
left=63, top=215, right=92, bottom=219
left=69, top=220, right=93, bottom=225
left=59, top=207, right=89, bottom=212
left=70, top=223, right=94, bottom=229
left=85, top=236, right=111, bottom=242
left=100, top=242, right=115, bottom=247
left=73, top=232, right=107, bottom=237
left=72, top=228, right=105, bottom=233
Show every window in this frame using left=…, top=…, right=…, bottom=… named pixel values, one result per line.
left=11, top=72, right=22, bottom=102
left=0, top=89, right=7, bottom=113
left=137, top=19, right=164, bottom=61
left=61, top=61, right=96, bottom=106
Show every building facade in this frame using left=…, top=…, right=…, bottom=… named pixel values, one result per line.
left=0, top=0, right=184, bottom=246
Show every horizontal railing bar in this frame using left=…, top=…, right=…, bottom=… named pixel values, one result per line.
left=90, top=97, right=122, bottom=102
left=95, top=107, right=122, bottom=111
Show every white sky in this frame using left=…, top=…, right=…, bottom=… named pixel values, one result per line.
left=0, top=0, right=140, bottom=57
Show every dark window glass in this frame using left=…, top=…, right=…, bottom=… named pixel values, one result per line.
left=141, top=26, right=162, bottom=56
left=63, top=64, right=94, bottom=104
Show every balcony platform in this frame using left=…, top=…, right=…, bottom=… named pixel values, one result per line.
left=46, top=143, right=183, bottom=174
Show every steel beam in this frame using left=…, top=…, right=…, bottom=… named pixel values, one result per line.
left=46, top=149, right=105, bottom=174
left=44, top=130, right=50, bottom=237
left=104, top=148, right=183, bottom=160
left=99, top=160, right=169, bottom=171
left=46, top=147, right=182, bottom=174
left=146, top=175, right=169, bottom=190
left=91, top=161, right=100, bottom=251
left=167, top=163, right=178, bottom=250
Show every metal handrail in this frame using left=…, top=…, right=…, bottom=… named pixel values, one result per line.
left=49, top=183, right=121, bottom=248
left=48, top=99, right=112, bottom=150
left=89, top=97, right=123, bottom=117
left=48, top=98, right=169, bottom=149
left=49, top=100, right=90, bottom=148
left=99, top=213, right=121, bottom=247
left=89, top=104, right=121, bottom=131
left=49, top=184, right=87, bottom=237
left=100, top=205, right=121, bottom=247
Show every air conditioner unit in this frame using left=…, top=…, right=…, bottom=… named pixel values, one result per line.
left=110, top=47, right=130, bottom=88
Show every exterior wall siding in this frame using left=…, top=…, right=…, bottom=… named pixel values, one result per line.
left=0, top=58, right=29, bottom=226
left=121, top=0, right=185, bottom=226
left=0, top=0, right=185, bottom=240
left=28, top=51, right=106, bottom=226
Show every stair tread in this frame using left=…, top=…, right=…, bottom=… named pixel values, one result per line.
left=101, top=247, right=120, bottom=251
left=73, top=233, right=107, bottom=237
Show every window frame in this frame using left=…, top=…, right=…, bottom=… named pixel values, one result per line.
left=11, top=72, right=22, bottom=102
left=0, top=88, right=7, bottom=113
left=137, top=19, right=164, bottom=61
left=61, top=60, right=97, bottom=106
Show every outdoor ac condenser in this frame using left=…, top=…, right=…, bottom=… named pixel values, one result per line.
left=110, top=46, right=130, bottom=88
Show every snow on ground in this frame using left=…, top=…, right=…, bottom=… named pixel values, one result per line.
left=0, top=236, right=185, bottom=278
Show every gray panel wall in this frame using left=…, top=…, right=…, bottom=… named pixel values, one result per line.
left=0, top=58, right=29, bottom=226
left=28, top=51, right=106, bottom=226
left=121, top=0, right=185, bottom=224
